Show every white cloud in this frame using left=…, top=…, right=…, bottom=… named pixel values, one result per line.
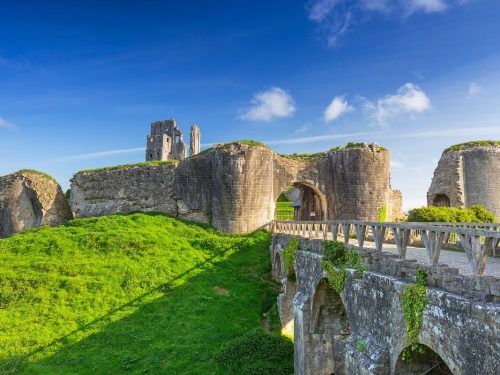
left=48, top=147, right=145, bottom=162
left=0, top=117, right=16, bottom=129
left=293, top=124, right=311, bottom=134
left=264, top=126, right=500, bottom=146
left=307, top=0, right=469, bottom=46
left=406, top=0, right=448, bottom=14
left=467, top=82, right=482, bottom=100
left=324, top=96, right=354, bottom=122
left=364, top=83, right=431, bottom=124
left=239, top=87, right=296, bottom=122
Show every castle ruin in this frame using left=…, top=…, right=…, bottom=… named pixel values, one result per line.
left=427, top=142, right=500, bottom=218
left=145, top=119, right=201, bottom=161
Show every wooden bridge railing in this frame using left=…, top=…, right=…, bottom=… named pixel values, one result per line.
left=272, top=220, right=500, bottom=276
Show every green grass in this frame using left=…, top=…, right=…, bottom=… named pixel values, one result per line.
left=0, top=213, right=292, bottom=374
left=78, top=160, right=179, bottom=174
left=218, top=140, right=270, bottom=150
left=13, top=169, right=57, bottom=183
left=444, top=140, right=500, bottom=152
left=279, top=152, right=327, bottom=162
left=275, top=202, right=294, bottom=221
left=330, top=142, right=387, bottom=152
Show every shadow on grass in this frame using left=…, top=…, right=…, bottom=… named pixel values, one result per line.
left=3, top=232, right=290, bottom=375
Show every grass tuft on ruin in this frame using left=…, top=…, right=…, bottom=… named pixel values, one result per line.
left=14, top=169, right=57, bottom=182
left=444, top=140, right=500, bottom=152
left=330, top=142, right=387, bottom=152
left=78, top=160, right=179, bottom=174
left=0, top=213, right=291, bottom=374
left=407, top=205, right=497, bottom=223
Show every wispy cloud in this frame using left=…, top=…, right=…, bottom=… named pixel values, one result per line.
left=324, top=96, right=354, bottom=123
left=48, top=147, right=145, bottom=162
left=307, top=0, right=469, bottom=46
left=293, top=124, right=311, bottom=134
left=466, top=82, right=483, bottom=100
left=363, top=83, right=431, bottom=125
left=265, top=126, right=500, bottom=146
left=239, top=87, right=296, bottom=122
left=0, top=117, right=17, bottom=129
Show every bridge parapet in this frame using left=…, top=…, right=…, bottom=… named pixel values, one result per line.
left=273, top=220, right=500, bottom=277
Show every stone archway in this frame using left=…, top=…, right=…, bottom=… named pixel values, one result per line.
left=432, top=194, right=451, bottom=207
left=292, top=181, right=328, bottom=221
left=307, top=278, right=351, bottom=375
left=394, top=344, right=454, bottom=375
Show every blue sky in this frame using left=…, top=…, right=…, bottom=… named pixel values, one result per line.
left=1, top=0, right=499, bottom=210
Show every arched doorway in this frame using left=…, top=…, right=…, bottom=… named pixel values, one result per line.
left=394, top=344, right=453, bottom=375
left=432, top=194, right=451, bottom=207
left=293, top=182, right=327, bottom=221
left=308, top=278, right=350, bottom=375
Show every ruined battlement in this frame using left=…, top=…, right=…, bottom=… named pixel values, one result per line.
left=145, top=119, right=201, bottom=161
left=427, top=141, right=500, bottom=218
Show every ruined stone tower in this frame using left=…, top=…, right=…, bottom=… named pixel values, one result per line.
left=427, top=141, right=500, bottom=218
left=190, top=124, right=201, bottom=157
left=146, top=119, right=187, bottom=161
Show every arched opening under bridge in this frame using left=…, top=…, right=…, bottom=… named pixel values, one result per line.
left=308, top=278, right=350, bottom=375
left=394, top=344, right=454, bottom=375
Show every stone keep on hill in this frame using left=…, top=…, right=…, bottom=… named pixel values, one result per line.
left=427, top=141, right=500, bottom=219
left=0, top=170, right=73, bottom=237
left=70, top=142, right=402, bottom=233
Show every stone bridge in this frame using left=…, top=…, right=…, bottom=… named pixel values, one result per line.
left=271, top=221, right=500, bottom=375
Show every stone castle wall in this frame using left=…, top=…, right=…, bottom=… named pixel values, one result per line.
left=69, top=143, right=402, bottom=233
left=427, top=145, right=500, bottom=218
left=70, top=164, right=179, bottom=218
left=0, top=171, right=72, bottom=237
left=328, top=146, right=395, bottom=221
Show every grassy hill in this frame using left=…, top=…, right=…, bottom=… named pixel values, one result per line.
left=0, top=213, right=293, bottom=374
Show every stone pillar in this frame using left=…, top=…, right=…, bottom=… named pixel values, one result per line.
left=190, top=124, right=201, bottom=157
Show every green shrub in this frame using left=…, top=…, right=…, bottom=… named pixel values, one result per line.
left=277, top=193, right=290, bottom=202
left=377, top=203, right=388, bottom=222
left=407, top=205, right=496, bottom=223
left=401, top=267, right=428, bottom=362
left=356, top=339, right=366, bottom=352
left=322, top=241, right=366, bottom=293
left=213, top=328, right=294, bottom=375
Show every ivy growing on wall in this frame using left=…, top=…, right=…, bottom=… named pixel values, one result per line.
left=321, top=241, right=366, bottom=293
left=283, top=237, right=300, bottom=279
left=401, top=267, right=428, bottom=361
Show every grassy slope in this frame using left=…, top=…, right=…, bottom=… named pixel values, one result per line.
left=0, top=213, right=291, bottom=374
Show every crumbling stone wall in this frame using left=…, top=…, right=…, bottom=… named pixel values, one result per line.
left=272, top=234, right=500, bottom=375
left=427, top=144, right=500, bottom=218
left=0, top=171, right=72, bottom=237
left=70, top=163, right=179, bottom=218
left=70, top=142, right=402, bottom=233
